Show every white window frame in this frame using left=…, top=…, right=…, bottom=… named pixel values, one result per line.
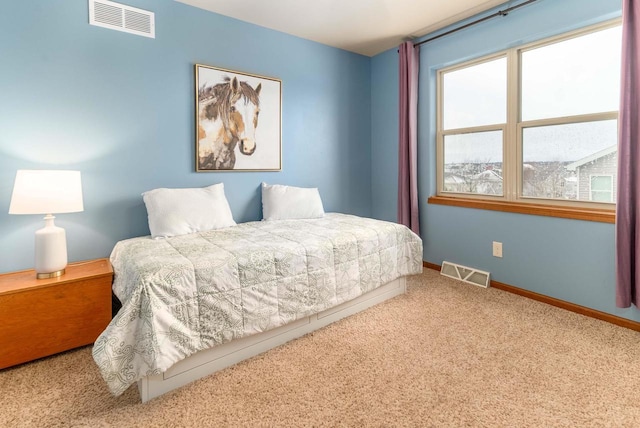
left=436, top=19, right=620, bottom=211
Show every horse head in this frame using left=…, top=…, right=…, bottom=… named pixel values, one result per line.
left=228, top=79, right=261, bottom=156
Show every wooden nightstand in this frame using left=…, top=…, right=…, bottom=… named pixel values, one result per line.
left=0, top=258, right=113, bottom=369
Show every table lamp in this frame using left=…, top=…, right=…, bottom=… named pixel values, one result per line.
left=9, top=170, right=84, bottom=279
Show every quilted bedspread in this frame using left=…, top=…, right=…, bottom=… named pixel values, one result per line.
left=92, top=213, right=423, bottom=396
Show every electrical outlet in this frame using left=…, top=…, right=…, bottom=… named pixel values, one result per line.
left=492, top=241, right=503, bottom=258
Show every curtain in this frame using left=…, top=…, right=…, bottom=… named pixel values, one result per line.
left=616, top=0, right=640, bottom=308
left=398, top=41, right=420, bottom=235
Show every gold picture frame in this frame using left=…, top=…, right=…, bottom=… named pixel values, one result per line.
left=195, top=64, right=282, bottom=172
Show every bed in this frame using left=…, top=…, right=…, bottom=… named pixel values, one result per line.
left=92, top=212, right=423, bottom=402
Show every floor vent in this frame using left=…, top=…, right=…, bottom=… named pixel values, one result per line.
left=89, top=0, right=155, bottom=39
left=441, top=261, right=490, bottom=288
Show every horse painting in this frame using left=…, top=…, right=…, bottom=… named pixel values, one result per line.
left=198, top=76, right=261, bottom=170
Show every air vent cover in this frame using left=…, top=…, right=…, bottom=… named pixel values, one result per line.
left=441, top=261, right=490, bottom=288
left=89, top=0, right=155, bottom=38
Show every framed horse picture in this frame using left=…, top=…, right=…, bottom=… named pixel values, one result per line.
left=195, top=64, right=282, bottom=171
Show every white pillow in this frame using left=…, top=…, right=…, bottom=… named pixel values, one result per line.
left=261, top=182, right=325, bottom=221
left=142, top=183, right=236, bottom=238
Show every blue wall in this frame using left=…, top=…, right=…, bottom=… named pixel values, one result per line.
left=371, top=48, right=400, bottom=223
left=370, top=0, right=640, bottom=321
left=0, top=0, right=371, bottom=273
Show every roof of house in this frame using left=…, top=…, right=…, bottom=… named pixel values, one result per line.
left=566, top=145, right=617, bottom=171
left=473, top=170, right=503, bottom=181
left=444, top=172, right=467, bottom=184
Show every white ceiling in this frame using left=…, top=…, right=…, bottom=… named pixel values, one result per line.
left=176, top=0, right=509, bottom=57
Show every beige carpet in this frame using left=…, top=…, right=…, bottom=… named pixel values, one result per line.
left=2, top=268, right=640, bottom=427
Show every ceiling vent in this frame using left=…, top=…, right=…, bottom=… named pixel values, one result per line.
left=441, top=261, right=490, bottom=288
left=89, top=0, right=155, bottom=39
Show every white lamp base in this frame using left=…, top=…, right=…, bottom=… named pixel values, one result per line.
left=34, top=214, right=68, bottom=279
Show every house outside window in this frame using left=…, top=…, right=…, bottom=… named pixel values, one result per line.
left=436, top=20, right=621, bottom=211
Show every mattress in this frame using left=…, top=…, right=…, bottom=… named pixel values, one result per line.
left=92, top=213, right=423, bottom=396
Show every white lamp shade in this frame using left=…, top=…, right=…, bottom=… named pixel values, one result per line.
left=9, top=170, right=84, bottom=215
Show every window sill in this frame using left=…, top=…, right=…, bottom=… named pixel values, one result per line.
left=427, top=196, right=615, bottom=223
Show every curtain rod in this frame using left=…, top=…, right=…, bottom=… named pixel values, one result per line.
left=412, top=0, right=539, bottom=48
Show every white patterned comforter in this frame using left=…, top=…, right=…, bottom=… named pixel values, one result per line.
left=92, top=213, right=423, bottom=396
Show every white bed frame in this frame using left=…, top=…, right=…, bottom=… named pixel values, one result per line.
left=137, top=276, right=407, bottom=402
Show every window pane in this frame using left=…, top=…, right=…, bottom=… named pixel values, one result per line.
left=591, top=190, right=612, bottom=203
left=444, top=131, right=503, bottom=195
left=590, top=175, right=612, bottom=191
left=522, top=26, right=621, bottom=121
left=443, top=57, right=506, bottom=129
left=522, top=120, right=617, bottom=202
left=590, top=176, right=613, bottom=202
left=591, top=192, right=613, bottom=202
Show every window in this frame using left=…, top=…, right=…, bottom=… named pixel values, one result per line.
left=590, top=175, right=613, bottom=202
left=436, top=21, right=621, bottom=213
left=442, top=57, right=506, bottom=196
